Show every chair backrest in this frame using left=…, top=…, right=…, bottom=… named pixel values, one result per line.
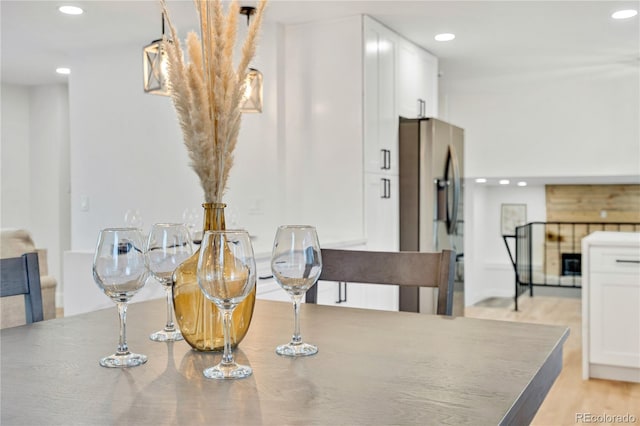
left=308, top=248, right=456, bottom=316
left=0, top=253, right=44, bottom=324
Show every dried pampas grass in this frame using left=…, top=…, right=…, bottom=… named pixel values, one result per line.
left=161, top=0, right=267, bottom=203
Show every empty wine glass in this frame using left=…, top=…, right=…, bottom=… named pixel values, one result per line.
left=124, top=209, right=144, bottom=230
left=197, top=230, right=256, bottom=379
left=271, top=225, right=322, bottom=357
left=92, top=228, right=148, bottom=368
left=146, top=223, right=193, bottom=342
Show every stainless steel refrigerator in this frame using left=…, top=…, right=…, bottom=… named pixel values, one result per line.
left=398, top=117, right=465, bottom=316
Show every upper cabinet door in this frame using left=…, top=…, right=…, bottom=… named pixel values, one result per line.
left=397, top=39, right=439, bottom=119
left=363, top=17, right=398, bottom=175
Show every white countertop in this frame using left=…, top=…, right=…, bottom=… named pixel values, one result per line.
left=582, top=231, right=640, bottom=246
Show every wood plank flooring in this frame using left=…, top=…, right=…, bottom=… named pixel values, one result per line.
left=465, top=295, right=640, bottom=425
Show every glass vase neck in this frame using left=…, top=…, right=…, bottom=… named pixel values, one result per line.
left=202, top=203, right=226, bottom=231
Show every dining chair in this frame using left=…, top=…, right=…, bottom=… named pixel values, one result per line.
left=306, top=248, right=456, bottom=316
left=0, top=252, right=44, bottom=325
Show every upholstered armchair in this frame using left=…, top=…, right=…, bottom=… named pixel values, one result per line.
left=1, top=229, right=58, bottom=328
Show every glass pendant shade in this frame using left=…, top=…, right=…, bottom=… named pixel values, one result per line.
left=240, top=68, right=263, bottom=113
left=143, top=38, right=170, bottom=96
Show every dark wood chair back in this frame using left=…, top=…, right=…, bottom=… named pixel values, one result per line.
left=307, top=248, right=455, bottom=316
left=1, top=253, right=44, bottom=324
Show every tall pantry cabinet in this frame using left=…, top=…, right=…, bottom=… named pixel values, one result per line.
left=363, top=17, right=399, bottom=253
left=362, top=17, right=400, bottom=311
left=283, top=15, right=439, bottom=311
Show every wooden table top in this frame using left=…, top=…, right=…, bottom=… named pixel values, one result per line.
left=0, top=298, right=568, bottom=425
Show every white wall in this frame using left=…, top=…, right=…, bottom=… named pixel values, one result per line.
left=29, top=84, right=71, bottom=300
left=283, top=16, right=364, bottom=243
left=68, top=23, right=284, bottom=256
left=1, top=84, right=31, bottom=227
left=68, top=19, right=366, bottom=257
left=1, top=83, right=70, bottom=306
left=464, top=182, right=547, bottom=305
left=439, top=59, right=640, bottom=179
left=439, top=53, right=639, bottom=306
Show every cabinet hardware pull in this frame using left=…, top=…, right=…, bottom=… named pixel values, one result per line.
left=336, top=281, right=347, bottom=303
left=615, top=259, right=640, bottom=264
left=380, top=149, right=391, bottom=170
left=380, top=178, right=391, bottom=199
left=258, top=275, right=273, bottom=280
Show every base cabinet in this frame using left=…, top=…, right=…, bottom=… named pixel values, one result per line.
left=316, top=281, right=399, bottom=312
left=582, top=232, right=640, bottom=383
left=255, top=258, right=289, bottom=303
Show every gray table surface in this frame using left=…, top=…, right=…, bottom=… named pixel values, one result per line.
left=1, top=298, right=568, bottom=426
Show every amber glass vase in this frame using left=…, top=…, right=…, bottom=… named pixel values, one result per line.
left=172, top=203, right=256, bottom=351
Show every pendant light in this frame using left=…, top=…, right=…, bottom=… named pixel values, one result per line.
left=143, top=14, right=171, bottom=96
left=239, top=6, right=263, bottom=113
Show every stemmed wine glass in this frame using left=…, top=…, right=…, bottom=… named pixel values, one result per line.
left=146, top=223, right=193, bottom=342
left=92, top=228, right=148, bottom=368
left=197, top=230, right=256, bottom=379
left=271, top=225, right=322, bottom=357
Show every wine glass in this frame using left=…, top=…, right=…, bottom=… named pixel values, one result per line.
left=92, top=228, right=148, bottom=368
left=197, top=230, right=256, bottom=379
left=271, top=225, right=322, bottom=357
left=146, top=223, right=193, bottom=342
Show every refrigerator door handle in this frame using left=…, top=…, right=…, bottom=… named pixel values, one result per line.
left=446, top=145, right=461, bottom=235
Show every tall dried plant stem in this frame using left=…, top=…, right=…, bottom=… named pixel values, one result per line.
left=161, top=0, right=267, bottom=203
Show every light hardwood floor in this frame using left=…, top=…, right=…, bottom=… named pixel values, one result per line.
left=465, top=295, right=640, bottom=426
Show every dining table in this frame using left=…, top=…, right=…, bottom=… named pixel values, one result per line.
left=0, top=298, right=568, bottom=425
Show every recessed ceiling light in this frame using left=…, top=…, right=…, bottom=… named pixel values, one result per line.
left=435, top=33, right=455, bottom=42
left=499, top=179, right=510, bottom=185
left=517, top=181, right=527, bottom=187
left=475, top=178, right=487, bottom=183
left=612, top=9, right=638, bottom=19
left=58, top=5, right=83, bottom=15
left=56, top=67, right=71, bottom=75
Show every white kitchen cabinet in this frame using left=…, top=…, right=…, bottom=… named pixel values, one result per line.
left=363, top=16, right=400, bottom=256
left=364, top=17, right=399, bottom=175
left=362, top=173, right=399, bottom=311
left=316, top=281, right=398, bottom=312
left=316, top=281, right=367, bottom=309
left=397, top=38, right=439, bottom=119
left=283, top=16, right=365, bottom=244
left=255, top=257, right=290, bottom=303
left=314, top=241, right=399, bottom=312
left=283, top=15, right=435, bottom=313
left=582, top=231, right=640, bottom=383
left=364, top=173, right=399, bottom=252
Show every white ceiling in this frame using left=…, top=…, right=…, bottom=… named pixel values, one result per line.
left=1, top=0, right=638, bottom=86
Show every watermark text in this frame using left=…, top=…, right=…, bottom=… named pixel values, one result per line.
left=576, top=413, right=637, bottom=424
